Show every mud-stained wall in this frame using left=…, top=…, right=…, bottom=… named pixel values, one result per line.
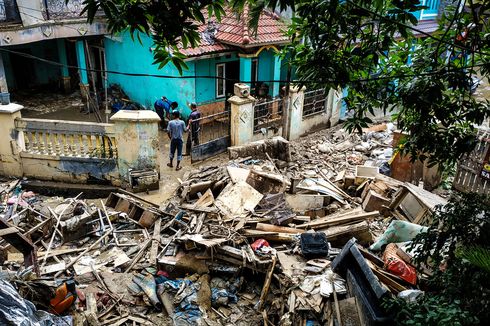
left=110, top=110, right=161, bottom=181
left=20, top=154, right=119, bottom=185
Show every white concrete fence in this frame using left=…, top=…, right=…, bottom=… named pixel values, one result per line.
left=0, top=85, right=342, bottom=185
left=0, top=104, right=160, bottom=186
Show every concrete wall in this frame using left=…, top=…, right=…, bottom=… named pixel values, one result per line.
left=3, top=39, right=70, bottom=90
left=104, top=32, right=195, bottom=120
left=0, top=21, right=107, bottom=46
left=0, top=105, right=161, bottom=187
left=195, top=53, right=239, bottom=105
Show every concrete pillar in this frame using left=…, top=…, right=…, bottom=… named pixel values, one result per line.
left=272, top=55, right=282, bottom=97
left=288, top=86, right=306, bottom=140
left=75, top=40, right=89, bottom=96
left=110, top=110, right=161, bottom=182
left=228, top=94, right=256, bottom=146
left=239, top=56, right=252, bottom=85
left=0, top=54, right=9, bottom=105
left=57, top=39, right=71, bottom=93
left=0, top=104, right=24, bottom=177
left=329, top=88, right=342, bottom=126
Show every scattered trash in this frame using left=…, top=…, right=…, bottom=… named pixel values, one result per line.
left=0, top=122, right=448, bottom=325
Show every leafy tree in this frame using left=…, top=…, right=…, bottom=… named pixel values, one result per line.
left=75, top=0, right=490, bottom=165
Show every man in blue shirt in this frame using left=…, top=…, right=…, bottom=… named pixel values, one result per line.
left=154, top=96, right=178, bottom=129
left=186, top=103, right=201, bottom=156
left=167, top=110, right=187, bottom=171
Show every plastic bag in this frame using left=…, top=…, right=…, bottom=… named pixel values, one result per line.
left=370, top=220, right=428, bottom=251
left=0, top=280, right=72, bottom=326
left=383, top=244, right=417, bottom=285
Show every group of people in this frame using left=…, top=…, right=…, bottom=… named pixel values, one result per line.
left=154, top=97, right=201, bottom=171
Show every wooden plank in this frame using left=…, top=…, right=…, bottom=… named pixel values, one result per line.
left=255, top=223, right=304, bottom=234
left=258, top=256, right=277, bottom=310
left=41, top=262, right=66, bottom=275
left=297, top=211, right=379, bottom=229
left=150, top=218, right=162, bottom=264
left=0, top=227, right=19, bottom=237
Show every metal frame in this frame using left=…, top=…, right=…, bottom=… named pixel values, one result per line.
left=253, top=97, right=283, bottom=133
left=216, top=63, right=226, bottom=98
left=302, top=88, right=327, bottom=118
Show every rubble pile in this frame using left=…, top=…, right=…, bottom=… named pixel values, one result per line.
left=0, top=124, right=449, bottom=326
left=287, top=123, right=395, bottom=180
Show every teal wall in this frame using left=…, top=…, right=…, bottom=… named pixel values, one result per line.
left=195, top=53, right=239, bottom=104
left=258, top=50, right=274, bottom=87
left=104, top=32, right=195, bottom=120
left=4, top=40, right=61, bottom=89
left=30, top=40, right=60, bottom=85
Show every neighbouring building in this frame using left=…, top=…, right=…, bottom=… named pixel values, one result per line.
left=104, top=7, right=290, bottom=119
left=0, top=0, right=107, bottom=108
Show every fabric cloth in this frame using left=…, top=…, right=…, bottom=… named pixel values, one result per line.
left=188, top=110, right=201, bottom=133
left=167, top=119, right=186, bottom=140
left=154, top=98, right=173, bottom=115
left=170, top=138, right=184, bottom=161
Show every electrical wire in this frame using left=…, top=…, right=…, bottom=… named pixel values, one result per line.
left=0, top=46, right=484, bottom=85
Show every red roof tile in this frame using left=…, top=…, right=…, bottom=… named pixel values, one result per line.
left=180, top=7, right=289, bottom=57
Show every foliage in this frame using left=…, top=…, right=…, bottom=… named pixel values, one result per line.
left=282, top=0, right=490, bottom=166
left=386, top=193, right=490, bottom=325
left=75, top=0, right=226, bottom=75
left=385, top=295, right=478, bottom=326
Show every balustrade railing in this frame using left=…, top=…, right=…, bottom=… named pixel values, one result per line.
left=15, top=118, right=117, bottom=159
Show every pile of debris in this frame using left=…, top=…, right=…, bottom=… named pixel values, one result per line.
left=0, top=125, right=449, bottom=326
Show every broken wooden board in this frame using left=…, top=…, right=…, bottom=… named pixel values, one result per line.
left=254, top=223, right=304, bottom=234
left=178, top=234, right=228, bottom=248
left=297, top=210, right=379, bottom=229
left=362, top=190, right=390, bottom=212
left=40, top=262, right=66, bottom=275
left=321, top=221, right=372, bottom=245
left=277, top=252, right=307, bottom=279
left=215, top=181, right=263, bottom=217
left=242, top=229, right=297, bottom=243
left=194, top=189, right=215, bottom=208
left=227, top=166, right=251, bottom=184
left=285, top=194, right=326, bottom=212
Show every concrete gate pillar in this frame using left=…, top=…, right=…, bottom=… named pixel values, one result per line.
left=228, top=94, right=256, bottom=146
left=110, top=110, right=161, bottom=182
left=0, top=104, right=24, bottom=177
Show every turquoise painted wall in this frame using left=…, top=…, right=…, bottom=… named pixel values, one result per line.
left=30, top=40, right=60, bottom=85
left=258, top=50, right=274, bottom=86
left=194, top=53, right=239, bottom=104
left=104, top=32, right=195, bottom=120
left=5, top=40, right=60, bottom=89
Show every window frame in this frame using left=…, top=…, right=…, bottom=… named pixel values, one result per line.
left=216, top=63, right=226, bottom=98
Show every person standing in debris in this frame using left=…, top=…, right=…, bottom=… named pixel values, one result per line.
left=185, top=103, right=201, bottom=156
left=167, top=110, right=187, bottom=171
left=154, top=96, right=178, bottom=129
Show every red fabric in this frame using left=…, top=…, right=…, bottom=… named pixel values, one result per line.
left=251, top=239, right=270, bottom=251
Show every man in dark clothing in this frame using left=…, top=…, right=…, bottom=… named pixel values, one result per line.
left=186, top=103, right=201, bottom=156
left=154, top=97, right=178, bottom=129
left=167, top=110, right=187, bottom=171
